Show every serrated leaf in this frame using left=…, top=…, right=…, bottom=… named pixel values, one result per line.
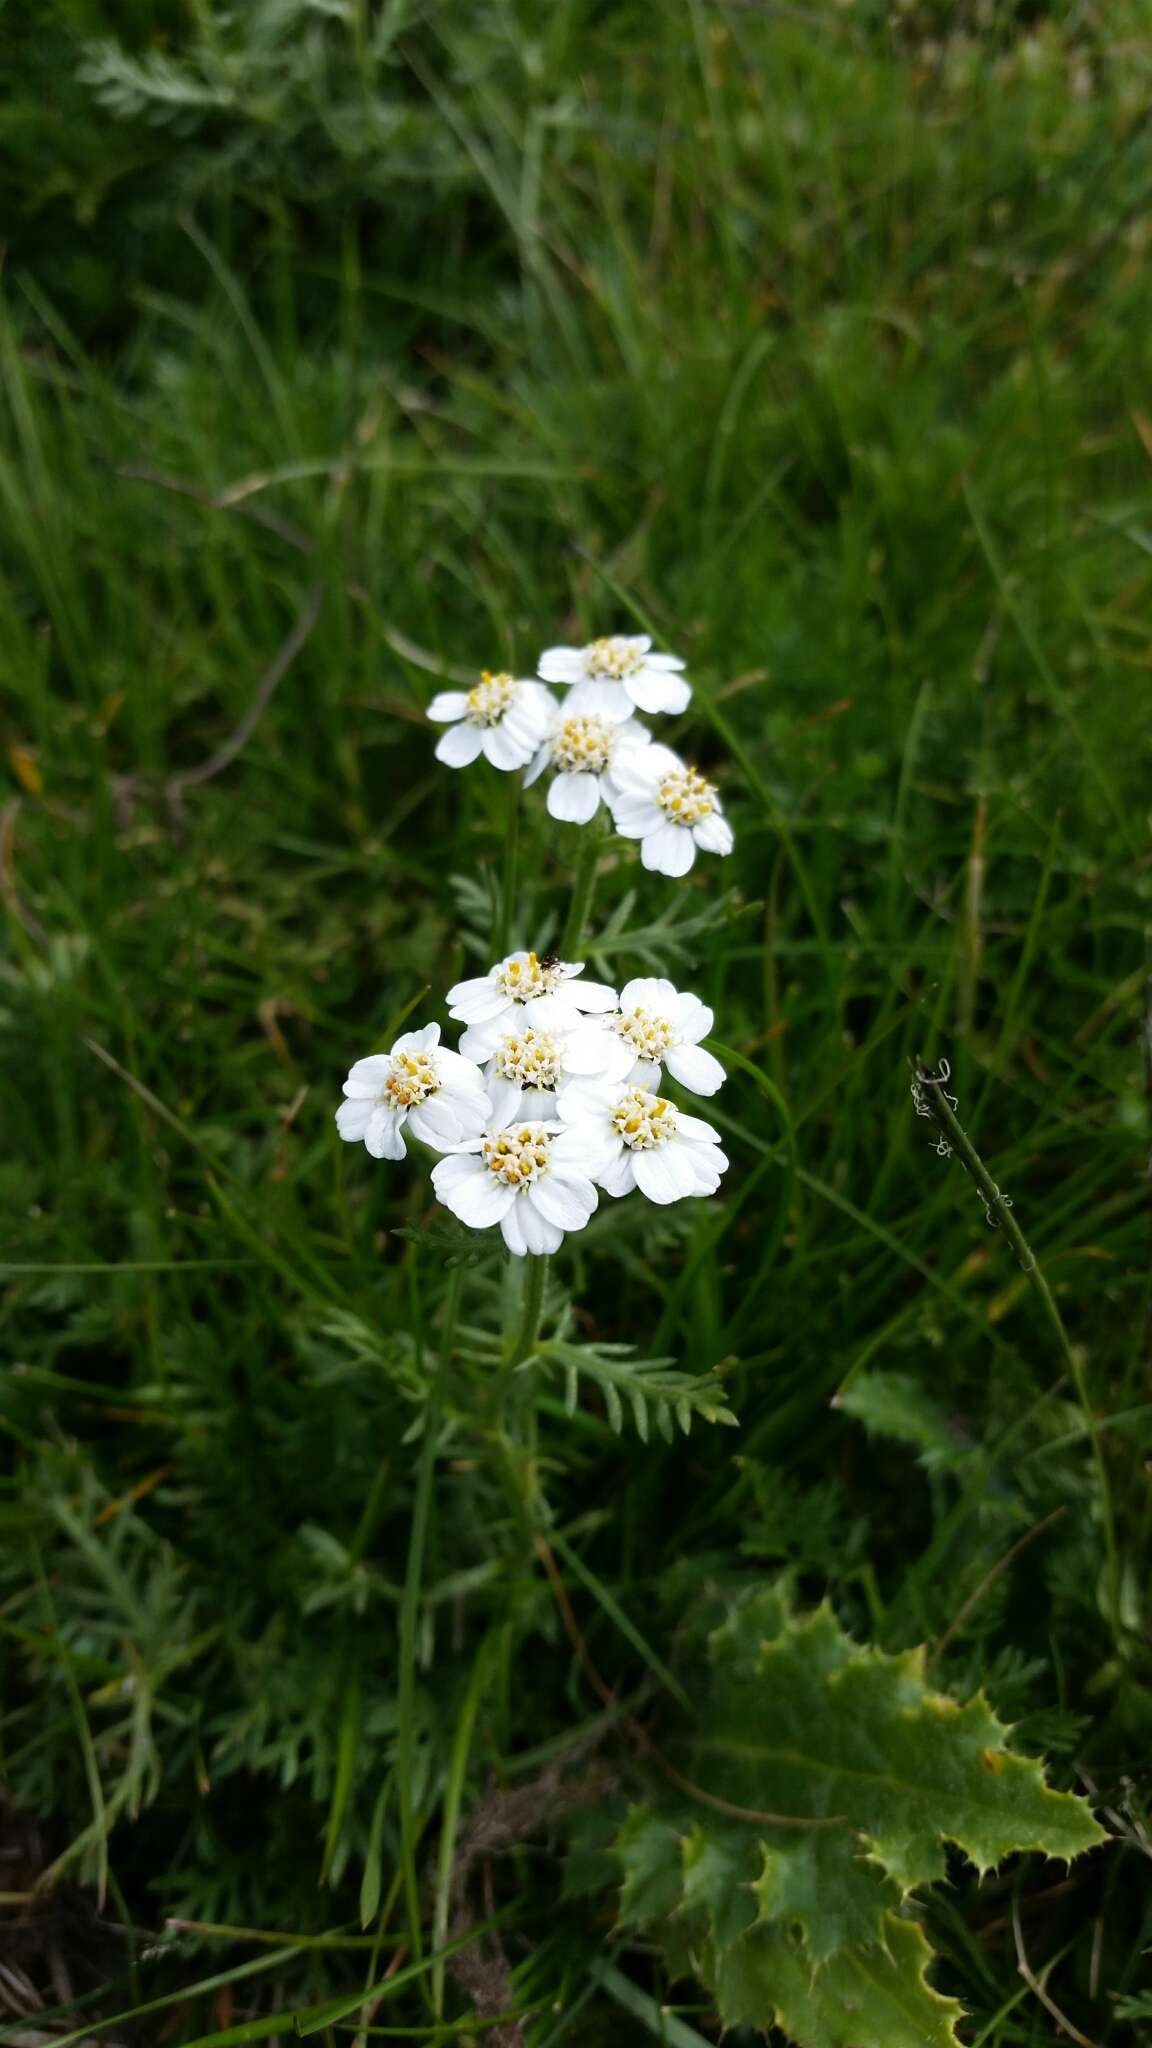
left=713, top=1913, right=963, bottom=2048
left=610, top=1582, right=1104, bottom=2047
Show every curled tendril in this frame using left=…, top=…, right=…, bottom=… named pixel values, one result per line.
left=983, top=1184, right=1014, bottom=1229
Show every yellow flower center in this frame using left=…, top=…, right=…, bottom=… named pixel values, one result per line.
left=382, top=1051, right=437, bottom=1108
left=466, top=671, right=517, bottom=726
left=613, top=1007, right=674, bottom=1062
left=656, top=765, right=716, bottom=826
left=585, top=637, right=644, bottom=682
left=483, top=1122, right=553, bottom=1188
left=551, top=714, right=615, bottom=775
left=492, top=1026, right=564, bottom=1090
left=610, top=1087, right=678, bottom=1151
left=494, top=951, right=564, bottom=1003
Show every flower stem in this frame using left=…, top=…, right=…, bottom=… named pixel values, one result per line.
left=509, top=1251, right=549, bottom=1371
left=911, top=1059, right=1120, bottom=1635
left=560, top=815, right=604, bottom=958
left=496, top=776, right=521, bottom=957
left=497, top=1253, right=549, bottom=1534
left=396, top=1260, right=464, bottom=1959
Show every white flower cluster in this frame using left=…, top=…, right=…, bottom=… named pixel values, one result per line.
left=428, top=633, right=733, bottom=879
left=336, top=953, right=729, bottom=1256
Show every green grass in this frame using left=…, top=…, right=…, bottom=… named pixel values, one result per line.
left=2, top=1, right=1151, bottom=2040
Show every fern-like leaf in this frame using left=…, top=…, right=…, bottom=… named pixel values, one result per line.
left=536, top=1338, right=738, bottom=1441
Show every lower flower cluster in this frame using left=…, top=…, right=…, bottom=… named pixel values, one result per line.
left=337, top=951, right=729, bottom=1255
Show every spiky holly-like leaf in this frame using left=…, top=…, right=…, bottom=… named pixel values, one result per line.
left=612, top=1583, right=1104, bottom=2047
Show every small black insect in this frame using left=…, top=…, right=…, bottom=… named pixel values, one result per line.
left=537, top=951, right=561, bottom=971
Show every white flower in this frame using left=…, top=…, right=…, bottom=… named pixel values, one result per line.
left=557, top=1080, right=728, bottom=1205
left=603, top=976, right=726, bottom=1096
left=538, top=634, right=690, bottom=720
left=523, top=710, right=651, bottom=825
left=608, top=742, right=734, bottom=878
left=480, top=1010, right=635, bottom=1125
left=431, top=1119, right=600, bottom=1256
left=447, top=950, right=618, bottom=1061
left=336, top=1024, right=489, bottom=1160
left=427, top=672, right=556, bottom=771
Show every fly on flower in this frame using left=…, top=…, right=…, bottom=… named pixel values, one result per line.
left=447, top=950, right=618, bottom=1061
left=427, top=672, right=556, bottom=771
left=336, top=1024, right=490, bottom=1160
left=557, top=1078, right=729, bottom=1205
left=523, top=709, right=652, bottom=825
left=431, top=1118, right=602, bottom=1256
left=608, top=742, right=734, bottom=877
left=538, top=634, right=690, bottom=719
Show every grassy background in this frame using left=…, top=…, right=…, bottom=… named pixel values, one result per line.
left=1, top=0, right=1151, bottom=2039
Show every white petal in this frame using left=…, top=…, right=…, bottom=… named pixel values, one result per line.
left=501, top=1202, right=529, bottom=1255
left=435, top=721, right=486, bottom=767
left=480, top=723, right=531, bottom=770
left=563, top=677, right=634, bottom=721
left=611, top=800, right=663, bottom=840
left=631, top=742, right=681, bottom=783
left=563, top=1024, right=634, bottom=1081
left=642, top=652, right=684, bottom=672
left=676, top=1111, right=724, bottom=1146
left=431, top=1150, right=485, bottom=1194
left=406, top=1097, right=464, bottom=1149
left=529, top=1174, right=596, bottom=1231
left=335, top=1097, right=373, bottom=1141
left=515, top=681, right=559, bottom=727
left=627, top=670, right=691, bottom=716
left=447, top=978, right=508, bottom=1024
left=569, top=978, right=617, bottom=1014
left=537, top=647, right=585, bottom=683
left=457, top=1015, right=510, bottom=1064
left=614, top=718, right=652, bottom=750
left=670, top=994, right=713, bottom=1044
left=666, top=1042, right=726, bottom=1096
left=520, top=1087, right=561, bottom=1121
left=632, top=1144, right=697, bottom=1204
left=427, top=691, right=469, bottom=722
left=523, top=744, right=550, bottom=788
left=642, top=823, right=696, bottom=877
left=618, top=977, right=667, bottom=1012
left=485, top=1076, right=525, bottom=1125
left=694, top=812, right=734, bottom=855
left=547, top=772, right=602, bottom=824
left=553, top=1081, right=615, bottom=1128
left=516, top=1195, right=563, bottom=1255
left=392, top=1023, right=441, bottom=1055
left=596, top=1151, right=637, bottom=1197
left=343, top=1054, right=393, bottom=1098
left=365, top=1106, right=407, bottom=1160
left=678, top=1138, right=728, bottom=1191
left=433, top=1159, right=515, bottom=1227
left=435, top=1049, right=488, bottom=1090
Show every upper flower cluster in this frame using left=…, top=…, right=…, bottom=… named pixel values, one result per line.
left=336, top=954, right=729, bottom=1255
left=428, top=632, right=733, bottom=878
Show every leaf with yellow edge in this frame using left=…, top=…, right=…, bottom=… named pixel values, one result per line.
left=611, top=1581, right=1105, bottom=2047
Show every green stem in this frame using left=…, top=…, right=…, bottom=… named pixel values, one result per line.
left=496, top=776, right=521, bottom=957
left=560, top=818, right=603, bottom=958
left=396, top=1261, right=464, bottom=1962
left=911, top=1058, right=1120, bottom=1635
left=496, top=1253, right=549, bottom=1534
left=508, top=1251, right=549, bottom=1371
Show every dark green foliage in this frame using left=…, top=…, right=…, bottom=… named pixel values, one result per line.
left=1, top=0, right=1151, bottom=2040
